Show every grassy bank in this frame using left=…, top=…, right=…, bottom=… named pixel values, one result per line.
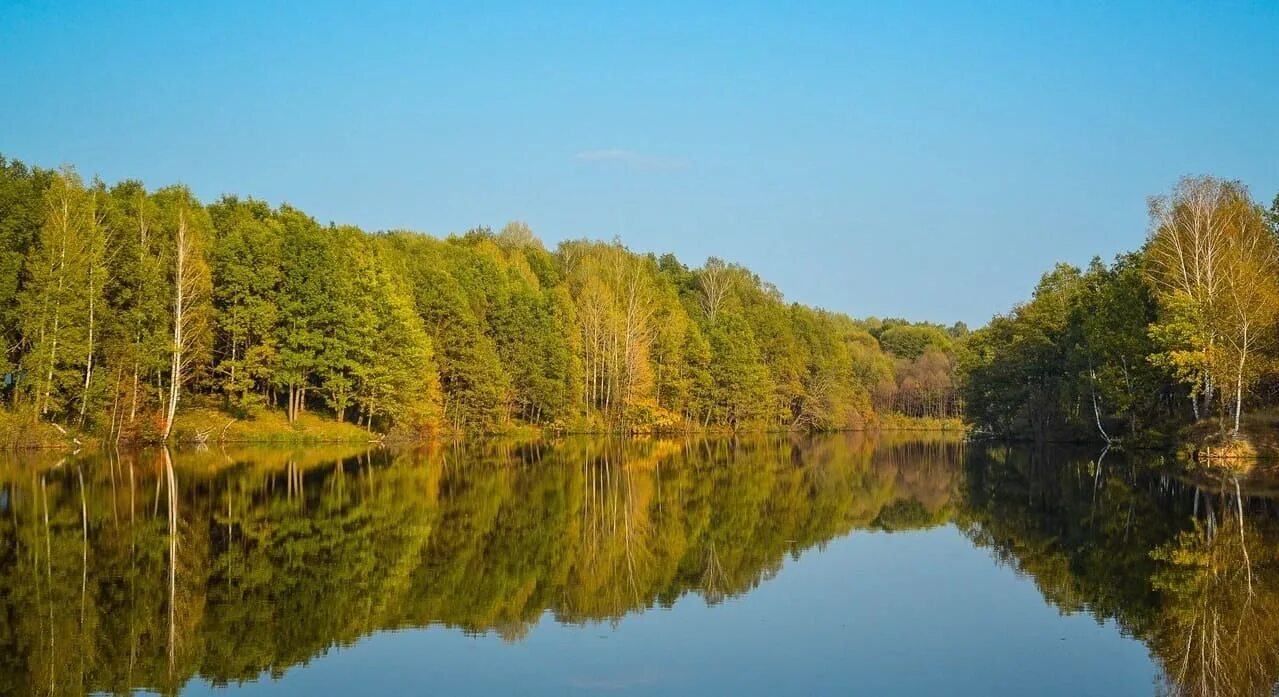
left=875, top=414, right=966, bottom=432
left=0, top=410, right=78, bottom=450
left=171, top=408, right=378, bottom=444
left=1182, top=410, right=1279, bottom=468
left=0, top=406, right=968, bottom=452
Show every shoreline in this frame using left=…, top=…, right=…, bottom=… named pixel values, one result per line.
left=0, top=410, right=967, bottom=452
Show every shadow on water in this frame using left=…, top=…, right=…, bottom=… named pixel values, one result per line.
left=2, top=434, right=1279, bottom=695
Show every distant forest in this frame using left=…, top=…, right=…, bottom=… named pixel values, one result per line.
left=0, top=155, right=965, bottom=441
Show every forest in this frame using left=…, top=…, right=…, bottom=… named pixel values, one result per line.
left=963, top=176, right=1279, bottom=446
left=0, top=155, right=965, bottom=444
left=11, top=154, right=1274, bottom=449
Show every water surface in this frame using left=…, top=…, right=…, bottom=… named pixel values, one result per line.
left=1, top=434, right=1275, bottom=696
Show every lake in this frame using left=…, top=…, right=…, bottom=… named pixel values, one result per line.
left=0, top=433, right=1275, bottom=696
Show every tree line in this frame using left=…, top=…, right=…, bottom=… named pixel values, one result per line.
left=0, top=155, right=964, bottom=440
left=963, top=176, right=1279, bottom=443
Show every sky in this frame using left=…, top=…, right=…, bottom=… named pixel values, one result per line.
left=2, top=1, right=1276, bottom=326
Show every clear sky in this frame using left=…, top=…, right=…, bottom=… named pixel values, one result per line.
left=2, top=1, right=1276, bottom=326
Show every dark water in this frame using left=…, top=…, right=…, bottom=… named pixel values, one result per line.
left=1, top=434, right=1277, bottom=696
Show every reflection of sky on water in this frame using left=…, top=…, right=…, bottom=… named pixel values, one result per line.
left=182, top=526, right=1154, bottom=697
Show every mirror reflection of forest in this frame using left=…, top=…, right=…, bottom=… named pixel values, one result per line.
left=3, top=435, right=1279, bottom=697
left=960, top=446, right=1279, bottom=697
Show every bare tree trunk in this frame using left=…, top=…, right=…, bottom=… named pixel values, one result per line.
left=79, top=262, right=96, bottom=425
left=41, top=196, right=70, bottom=416
left=1233, top=326, right=1247, bottom=436
left=163, top=211, right=189, bottom=442
left=228, top=339, right=237, bottom=405
left=129, top=360, right=139, bottom=424
left=1090, top=367, right=1111, bottom=443
left=130, top=198, right=149, bottom=426
left=1120, top=357, right=1137, bottom=436
left=1203, top=363, right=1214, bottom=417
left=109, top=367, right=123, bottom=444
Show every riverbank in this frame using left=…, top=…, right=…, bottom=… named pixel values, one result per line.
left=0, top=406, right=382, bottom=450
left=875, top=414, right=965, bottom=432
left=1183, top=411, right=1279, bottom=468
left=0, top=407, right=969, bottom=451
left=0, top=411, right=82, bottom=450
left=172, top=408, right=381, bottom=444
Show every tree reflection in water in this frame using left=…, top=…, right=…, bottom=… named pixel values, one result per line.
left=960, top=445, right=1279, bottom=697
left=3, top=435, right=1279, bottom=695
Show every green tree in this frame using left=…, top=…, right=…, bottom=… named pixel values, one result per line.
left=380, top=233, right=508, bottom=430
left=1066, top=255, right=1167, bottom=439
left=878, top=324, right=952, bottom=359
left=962, top=264, right=1082, bottom=438
left=0, top=158, right=51, bottom=385
left=208, top=196, right=283, bottom=414
left=17, top=167, right=105, bottom=421
left=354, top=245, right=442, bottom=431
left=706, top=314, right=772, bottom=429
left=273, top=206, right=331, bottom=422
left=101, top=180, right=170, bottom=437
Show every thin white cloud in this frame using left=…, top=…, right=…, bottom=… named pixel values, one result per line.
left=574, top=149, right=686, bottom=170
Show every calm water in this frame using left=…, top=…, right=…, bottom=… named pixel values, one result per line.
left=1, top=434, right=1276, bottom=696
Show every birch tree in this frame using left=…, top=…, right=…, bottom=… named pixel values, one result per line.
left=697, top=257, right=733, bottom=321
left=617, top=249, right=660, bottom=415
left=1218, top=209, right=1279, bottom=434
left=562, top=240, right=664, bottom=423
left=18, top=168, right=102, bottom=420
left=1146, top=177, right=1245, bottom=420
left=154, top=187, right=212, bottom=441
left=77, top=183, right=109, bottom=425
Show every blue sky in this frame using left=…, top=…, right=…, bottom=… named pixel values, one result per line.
left=2, top=1, right=1276, bottom=325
